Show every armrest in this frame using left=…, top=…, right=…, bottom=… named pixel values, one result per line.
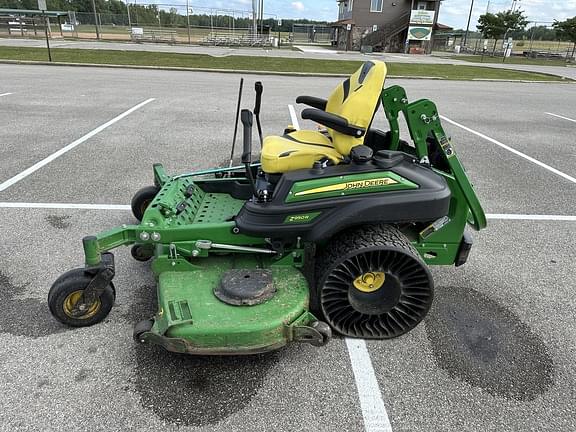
left=296, top=96, right=328, bottom=111
left=301, top=108, right=366, bottom=138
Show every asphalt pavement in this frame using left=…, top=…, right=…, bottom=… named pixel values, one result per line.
left=0, top=64, right=575, bottom=431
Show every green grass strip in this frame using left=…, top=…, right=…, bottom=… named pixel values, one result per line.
left=0, top=46, right=567, bottom=81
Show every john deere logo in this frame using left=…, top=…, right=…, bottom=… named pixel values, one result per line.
left=295, top=177, right=398, bottom=197
left=344, top=178, right=398, bottom=190
left=286, top=172, right=418, bottom=203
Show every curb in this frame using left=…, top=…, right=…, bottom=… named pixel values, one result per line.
left=0, top=59, right=572, bottom=83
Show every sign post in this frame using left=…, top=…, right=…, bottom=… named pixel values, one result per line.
left=38, top=0, right=51, bottom=62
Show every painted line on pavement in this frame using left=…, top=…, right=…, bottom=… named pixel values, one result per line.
left=545, top=112, right=576, bottom=124
left=487, top=213, right=576, bottom=221
left=288, top=104, right=301, bottom=130
left=2, top=203, right=576, bottom=223
left=0, top=92, right=13, bottom=97
left=0, top=98, right=155, bottom=193
left=346, top=338, right=393, bottom=432
left=0, top=202, right=131, bottom=210
left=440, top=115, right=576, bottom=185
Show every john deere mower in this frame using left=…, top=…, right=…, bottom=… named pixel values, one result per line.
left=48, top=61, right=486, bottom=354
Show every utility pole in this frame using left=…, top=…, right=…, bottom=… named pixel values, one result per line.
left=486, top=0, right=490, bottom=14
left=259, top=0, right=264, bottom=37
left=126, top=0, right=131, bottom=28
left=91, top=0, right=100, bottom=39
left=186, top=0, right=191, bottom=44
left=463, top=0, right=474, bottom=47
left=252, top=0, right=257, bottom=36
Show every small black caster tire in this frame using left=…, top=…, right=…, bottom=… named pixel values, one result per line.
left=133, top=319, right=154, bottom=342
left=131, top=244, right=154, bottom=262
left=131, top=185, right=160, bottom=221
left=48, top=271, right=115, bottom=327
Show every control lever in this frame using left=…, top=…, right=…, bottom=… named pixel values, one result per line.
left=240, top=109, right=258, bottom=198
left=254, top=81, right=264, bottom=149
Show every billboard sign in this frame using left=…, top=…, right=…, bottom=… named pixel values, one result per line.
left=410, top=10, right=435, bottom=26
left=407, top=26, right=432, bottom=41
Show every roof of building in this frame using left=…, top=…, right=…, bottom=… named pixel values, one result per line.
left=0, top=8, right=69, bottom=17
left=434, top=23, right=454, bottom=31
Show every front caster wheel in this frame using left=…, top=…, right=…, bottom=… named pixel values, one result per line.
left=131, top=185, right=160, bottom=221
left=48, top=270, right=115, bottom=327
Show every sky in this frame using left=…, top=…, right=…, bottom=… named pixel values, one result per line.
left=186, top=0, right=576, bottom=29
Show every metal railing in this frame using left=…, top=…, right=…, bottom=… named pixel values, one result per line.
left=360, top=11, right=411, bottom=50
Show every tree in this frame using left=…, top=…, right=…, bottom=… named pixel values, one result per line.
left=554, top=17, right=576, bottom=58
left=477, top=10, right=528, bottom=54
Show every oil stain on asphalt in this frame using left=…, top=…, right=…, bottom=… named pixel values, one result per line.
left=426, top=285, right=554, bottom=401
left=0, top=270, right=67, bottom=338
left=128, top=279, right=279, bottom=427
left=135, top=347, right=279, bottom=427
left=45, top=214, right=71, bottom=229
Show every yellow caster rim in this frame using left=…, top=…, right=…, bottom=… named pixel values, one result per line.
left=63, top=290, right=101, bottom=319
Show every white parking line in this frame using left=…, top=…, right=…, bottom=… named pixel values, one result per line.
left=0, top=92, right=13, bottom=97
left=288, top=104, right=301, bottom=130
left=2, top=203, right=576, bottom=223
left=545, top=112, right=576, bottom=124
left=346, top=338, right=393, bottom=432
left=487, top=213, right=576, bottom=221
left=440, top=115, right=576, bottom=185
left=0, top=98, right=155, bottom=193
left=0, top=202, right=131, bottom=210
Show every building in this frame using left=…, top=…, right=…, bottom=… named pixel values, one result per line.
left=333, top=0, right=441, bottom=53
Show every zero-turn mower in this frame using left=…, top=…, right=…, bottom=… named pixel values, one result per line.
left=48, top=61, right=486, bottom=355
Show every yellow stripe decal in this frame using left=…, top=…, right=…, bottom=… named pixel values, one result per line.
left=294, top=177, right=399, bottom=197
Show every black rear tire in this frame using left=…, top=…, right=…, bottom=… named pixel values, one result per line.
left=315, top=224, right=434, bottom=339
left=131, top=185, right=160, bottom=221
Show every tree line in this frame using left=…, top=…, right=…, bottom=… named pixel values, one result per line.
left=476, top=9, right=576, bottom=55
left=0, top=0, right=329, bottom=30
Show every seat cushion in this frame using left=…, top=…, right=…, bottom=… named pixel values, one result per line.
left=261, top=130, right=343, bottom=174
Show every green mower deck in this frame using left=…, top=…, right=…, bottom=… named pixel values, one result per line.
left=140, top=256, right=317, bottom=355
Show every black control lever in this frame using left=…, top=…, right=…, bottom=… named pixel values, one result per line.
left=241, top=109, right=253, bottom=164
left=254, top=81, right=264, bottom=149
left=240, top=109, right=258, bottom=198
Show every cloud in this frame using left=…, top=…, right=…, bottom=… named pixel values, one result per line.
left=291, top=1, right=305, bottom=12
left=438, top=0, right=576, bottom=29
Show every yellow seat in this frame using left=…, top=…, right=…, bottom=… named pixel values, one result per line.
left=260, top=130, right=343, bottom=174
left=261, top=61, right=387, bottom=174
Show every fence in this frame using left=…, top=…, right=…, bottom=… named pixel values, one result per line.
left=291, top=24, right=332, bottom=45
left=435, top=35, right=576, bottom=61
left=0, top=6, right=290, bottom=46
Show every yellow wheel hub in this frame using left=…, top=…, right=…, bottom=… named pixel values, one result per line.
left=353, top=272, right=386, bottom=293
left=63, top=290, right=101, bottom=319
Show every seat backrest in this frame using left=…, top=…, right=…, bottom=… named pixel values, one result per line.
left=325, top=61, right=387, bottom=155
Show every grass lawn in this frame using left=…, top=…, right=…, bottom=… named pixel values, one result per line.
left=0, top=46, right=568, bottom=82
left=455, top=54, right=570, bottom=67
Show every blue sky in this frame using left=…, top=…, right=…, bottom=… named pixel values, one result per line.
left=187, top=0, right=576, bottom=29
